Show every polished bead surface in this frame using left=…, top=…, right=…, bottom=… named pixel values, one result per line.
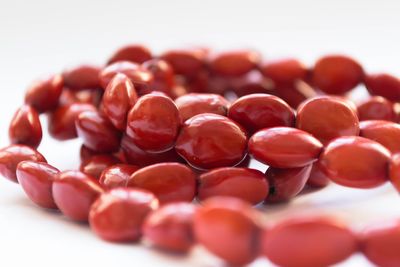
left=63, top=64, right=102, bottom=91
left=296, top=96, right=360, bottom=144
left=210, top=50, right=260, bottom=76
left=360, top=120, right=400, bottom=153
left=365, top=73, right=400, bottom=102
left=320, top=136, right=390, bottom=188
left=9, top=105, right=42, bottom=148
left=127, top=163, right=196, bottom=204
left=143, top=202, right=196, bottom=252
left=307, top=161, right=330, bottom=188
left=99, top=164, right=139, bottom=189
left=52, top=170, right=104, bottom=221
left=89, top=188, right=159, bottom=242
left=0, top=145, right=46, bottom=183
left=198, top=167, right=269, bottom=205
left=249, top=127, right=322, bottom=168
left=160, top=49, right=206, bottom=77
left=80, top=155, right=121, bottom=179
left=228, top=94, right=295, bottom=133
left=261, top=217, right=358, bottom=267
left=126, top=94, right=181, bottom=153
left=357, top=96, right=396, bottom=121
left=389, top=153, right=400, bottom=193
left=107, top=44, right=152, bottom=64
left=142, top=59, right=175, bottom=96
left=24, top=75, right=63, bottom=112
left=16, top=161, right=59, bottom=209
left=175, top=113, right=247, bottom=169
left=261, top=58, right=308, bottom=85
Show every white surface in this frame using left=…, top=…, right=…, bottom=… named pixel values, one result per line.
left=1, top=0, right=400, bottom=266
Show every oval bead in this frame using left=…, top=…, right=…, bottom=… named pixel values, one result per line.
left=126, top=94, right=180, bottom=153
left=127, top=163, right=196, bottom=204
left=311, top=55, right=364, bottom=94
left=249, top=127, right=322, bottom=168
left=63, top=64, right=101, bottom=91
left=261, top=217, right=358, bottom=267
left=228, top=94, right=295, bottom=133
left=175, top=113, right=247, bottom=170
left=16, top=161, right=59, bottom=209
left=80, top=155, right=121, bottom=179
left=0, top=145, right=46, bottom=183
left=89, top=188, right=159, bottom=242
left=160, top=49, right=206, bottom=77
left=142, top=59, right=175, bottom=96
left=357, top=96, right=396, bottom=121
left=265, top=164, right=312, bottom=202
left=143, top=202, right=196, bottom=252
left=194, top=197, right=261, bottom=266
left=99, top=164, right=139, bottom=189
left=360, top=120, right=400, bottom=153
left=9, top=105, right=42, bottom=148
left=365, top=73, right=400, bottom=102
left=296, top=96, right=360, bottom=144
left=175, top=93, right=229, bottom=122
left=320, top=136, right=390, bottom=188
left=102, top=73, right=137, bottom=130
left=389, top=153, right=400, bottom=193
left=261, top=58, right=308, bottom=85
left=52, top=171, right=104, bottom=221
left=24, top=75, right=63, bottom=112
left=107, top=44, right=152, bottom=64
left=210, top=50, right=260, bottom=76
left=198, top=167, right=269, bottom=205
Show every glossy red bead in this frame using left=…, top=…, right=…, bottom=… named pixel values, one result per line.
left=99, top=164, right=139, bottom=189
left=296, top=96, right=360, bottom=144
left=389, top=153, right=400, bottom=193
left=265, top=164, right=312, bottom=202
left=261, top=58, right=308, bottom=85
left=127, top=163, right=196, bottom=204
left=9, top=105, right=42, bottom=148
left=357, top=96, right=396, bottom=121
left=89, top=188, right=159, bottom=242
left=160, top=49, right=206, bottom=77
left=126, top=94, right=180, bottom=153
left=24, top=75, right=63, bottom=112
left=228, top=94, right=295, bottom=133
left=175, top=93, right=229, bottom=122
left=249, top=127, right=322, bottom=168
left=107, top=44, right=152, bottom=65
left=0, top=145, right=46, bottom=183
left=261, top=217, right=358, bottom=267
left=274, top=83, right=313, bottom=109
left=194, top=197, right=261, bottom=266
left=102, top=73, right=138, bottom=130
left=52, top=170, right=103, bottom=221
left=365, top=73, right=400, bottom=102
left=142, top=59, right=175, bottom=96
left=320, top=136, right=391, bottom=188
left=360, top=120, right=400, bottom=153
left=16, top=161, right=59, bottom=209
left=307, top=161, right=330, bottom=188
left=76, top=111, right=121, bottom=153
left=63, top=64, right=102, bottom=90
left=175, top=113, right=247, bottom=170
left=312, top=55, right=364, bottom=94
left=80, top=155, right=121, bottom=179
left=198, top=167, right=269, bottom=205
left=143, top=202, right=196, bottom=252
left=210, top=50, right=260, bottom=76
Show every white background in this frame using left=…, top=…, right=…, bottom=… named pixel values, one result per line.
left=1, top=0, right=400, bottom=266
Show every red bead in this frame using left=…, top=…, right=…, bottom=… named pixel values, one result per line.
left=320, top=136, right=390, bottom=188
left=296, top=96, right=360, bottom=144
left=102, top=73, right=138, bottom=130
left=311, top=55, right=364, bottom=94
left=361, top=220, right=400, bottom=267
left=175, top=93, right=229, bottom=122
left=52, top=170, right=103, bottom=221
left=228, top=94, right=295, bottom=133
left=76, top=111, right=121, bottom=153
left=360, top=120, right=400, bottom=153
left=80, top=155, right=121, bottom=179
left=357, top=96, right=396, bottom=121
left=175, top=113, right=247, bottom=169
left=194, top=197, right=261, bottom=266
left=63, top=64, right=102, bottom=91
left=389, top=154, right=400, bottom=193
left=231, top=70, right=275, bottom=97
left=9, top=105, right=42, bottom=148
left=79, top=145, right=101, bottom=162
left=249, top=127, right=322, bottom=168
left=48, top=103, right=96, bottom=140
left=89, top=188, right=159, bottom=242
left=143, top=202, right=196, bottom=252
left=261, top=58, right=308, bottom=85
left=261, top=217, right=358, bottom=267
left=99, top=164, right=139, bottom=189
left=160, top=49, right=206, bottom=77
left=127, top=163, right=196, bottom=204
left=16, top=161, right=59, bottom=209
left=107, top=44, right=152, bottom=65
left=265, top=164, right=312, bottom=202
left=274, top=83, right=313, bottom=109
left=126, top=94, right=180, bottom=153
left=198, top=167, right=269, bottom=205
left=210, top=50, right=260, bottom=77
left=24, top=75, right=63, bottom=112
left=365, top=73, right=400, bottom=102
left=142, top=59, right=175, bottom=96
left=307, top=161, right=330, bottom=188
left=0, top=145, right=46, bottom=183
